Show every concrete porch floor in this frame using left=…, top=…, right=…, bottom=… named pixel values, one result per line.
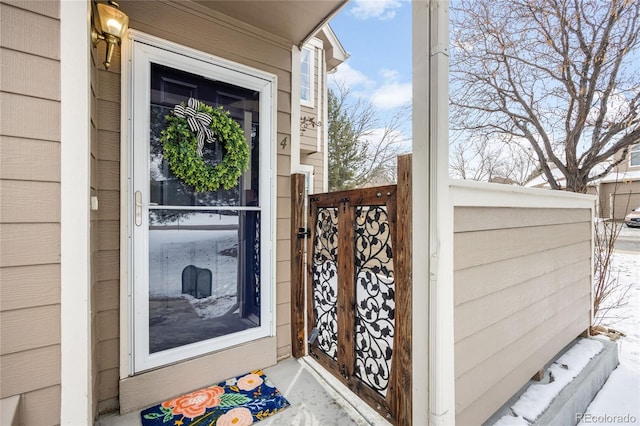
left=96, top=357, right=391, bottom=426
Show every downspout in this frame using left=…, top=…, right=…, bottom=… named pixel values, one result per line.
left=428, top=1, right=455, bottom=423
left=413, top=1, right=455, bottom=425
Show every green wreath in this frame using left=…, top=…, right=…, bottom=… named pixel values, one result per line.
left=160, top=98, right=249, bottom=192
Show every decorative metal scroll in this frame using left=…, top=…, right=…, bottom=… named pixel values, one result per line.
left=253, top=212, right=261, bottom=310
left=354, top=206, right=395, bottom=396
left=311, top=207, right=339, bottom=360
left=300, top=116, right=321, bottom=136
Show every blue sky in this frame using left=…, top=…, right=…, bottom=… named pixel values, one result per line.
left=328, top=0, right=412, bottom=115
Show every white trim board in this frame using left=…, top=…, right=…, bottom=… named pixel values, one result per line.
left=451, top=179, right=596, bottom=209
left=300, top=45, right=315, bottom=108
left=60, top=0, right=92, bottom=424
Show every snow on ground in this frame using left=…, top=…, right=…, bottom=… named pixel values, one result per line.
left=577, top=363, right=639, bottom=425
left=182, top=293, right=237, bottom=319
left=493, top=251, right=640, bottom=425
left=149, top=212, right=241, bottom=320
left=149, top=213, right=239, bottom=299
left=578, top=252, right=640, bottom=425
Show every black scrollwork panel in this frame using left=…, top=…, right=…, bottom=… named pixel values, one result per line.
left=253, top=211, right=260, bottom=311
left=354, top=206, right=395, bottom=396
left=312, top=207, right=339, bottom=360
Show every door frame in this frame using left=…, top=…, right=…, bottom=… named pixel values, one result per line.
left=120, top=30, right=278, bottom=375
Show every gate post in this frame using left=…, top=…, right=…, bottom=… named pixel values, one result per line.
left=394, top=154, right=413, bottom=425
left=291, top=173, right=306, bottom=358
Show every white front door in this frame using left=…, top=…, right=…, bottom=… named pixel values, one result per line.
left=129, top=38, right=275, bottom=373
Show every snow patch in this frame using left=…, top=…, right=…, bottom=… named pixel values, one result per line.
left=512, top=339, right=603, bottom=422
left=182, top=293, right=237, bottom=319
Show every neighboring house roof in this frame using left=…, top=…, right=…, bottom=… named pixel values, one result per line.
left=525, top=162, right=640, bottom=188
left=525, top=167, right=567, bottom=188
left=316, top=24, right=350, bottom=72
left=599, top=169, right=640, bottom=183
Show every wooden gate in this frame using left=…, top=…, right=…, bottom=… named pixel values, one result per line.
left=292, top=155, right=412, bottom=424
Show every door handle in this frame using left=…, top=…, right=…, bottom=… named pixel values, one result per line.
left=135, top=190, right=142, bottom=226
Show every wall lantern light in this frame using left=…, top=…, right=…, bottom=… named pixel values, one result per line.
left=91, top=1, right=129, bottom=70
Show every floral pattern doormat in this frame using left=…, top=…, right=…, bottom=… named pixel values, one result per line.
left=140, top=370, right=290, bottom=426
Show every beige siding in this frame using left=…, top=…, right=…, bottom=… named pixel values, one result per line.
left=0, top=305, right=61, bottom=355
left=597, top=182, right=616, bottom=218
left=92, top=33, right=121, bottom=413
left=454, top=207, right=592, bottom=425
left=0, top=265, right=60, bottom=312
left=0, top=137, right=61, bottom=182
left=611, top=186, right=640, bottom=218
left=0, top=346, right=60, bottom=398
left=91, top=37, right=106, bottom=416
left=612, top=145, right=639, bottom=173
left=119, top=337, right=276, bottom=413
left=275, top=129, right=292, bottom=368
left=0, top=180, right=60, bottom=223
left=594, top=147, right=640, bottom=219
left=1, top=49, right=60, bottom=100
left=599, top=181, right=640, bottom=219
left=0, top=3, right=60, bottom=60
left=300, top=105, right=319, bottom=154
left=90, top=0, right=295, bottom=412
left=0, top=2, right=61, bottom=424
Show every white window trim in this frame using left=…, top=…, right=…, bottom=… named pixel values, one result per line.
left=300, top=46, right=315, bottom=107
left=121, top=30, right=277, bottom=374
left=300, top=38, right=322, bottom=108
left=630, top=144, right=640, bottom=168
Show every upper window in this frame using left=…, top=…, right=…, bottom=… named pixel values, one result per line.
left=631, top=144, right=640, bottom=167
left=301, top=46, right=314, bottom=106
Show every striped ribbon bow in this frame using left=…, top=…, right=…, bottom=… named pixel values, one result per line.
left=173, top=98, right=216, bottom=156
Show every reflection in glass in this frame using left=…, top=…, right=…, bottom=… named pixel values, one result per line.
left=148, top=210, right=260, bottom=353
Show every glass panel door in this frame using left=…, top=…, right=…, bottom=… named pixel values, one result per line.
left=131, top=41, right=273, bottom=372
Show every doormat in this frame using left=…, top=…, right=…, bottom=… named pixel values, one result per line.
left=140, top=370, right=289, bottom=426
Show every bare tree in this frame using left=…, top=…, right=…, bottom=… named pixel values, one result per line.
left=592, top=183, right=632, bottom=327
left=449, top=134, right=537, bottom=184
left=451, top=0, right=640, bottom=193
left=328, top=84, right=410, bottom=191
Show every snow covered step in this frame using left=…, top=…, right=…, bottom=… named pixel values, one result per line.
left=485, top=337, right=619, bottom=426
